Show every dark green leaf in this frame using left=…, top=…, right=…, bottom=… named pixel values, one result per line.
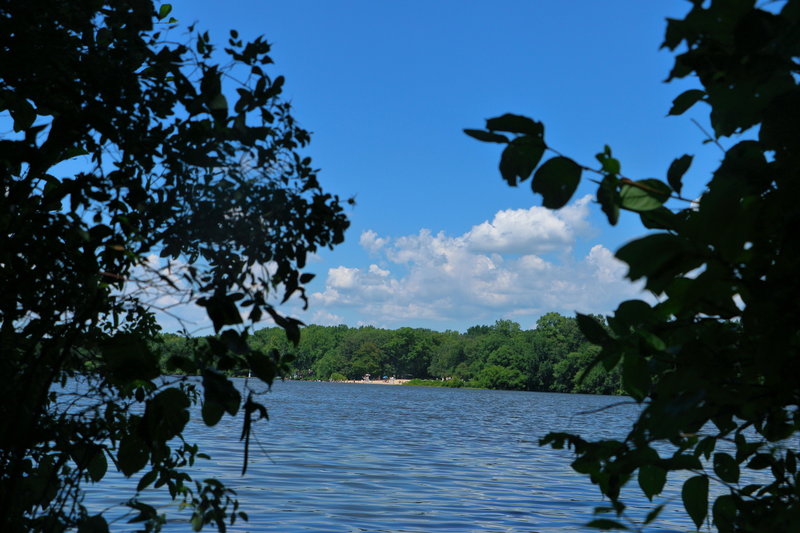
left=694, top=436, right=716, bottom=460
left=247, top=351, right=277, bottom=385
left=87, top=449, right=107, bottom=482
left=485, top=114, right=544, bottom=137
left=712, top=494, right=736, bottom=530
left=662, top=454, right=703, bottom=471
left=100, top=334, right=160, bottom=386
left=585, top=518, right=629, bottom=530
left=620, top=179, right=671, bottom=212
left=202, top=369, right=241, bottom=423
left=746, top=453, right=772, bottom=470
left=202, top=400, right=225, bottom=426
left=622, top=352, right=650, bottom=401
left=787, top=451, right=796, bottom=474
left=638, top=465, right=667, bottom=500
left=144, top=388, right=190, bottom=441
left=118, top=434, right=148, bottom=477
left=78, top=515, right=109, bottom=533
left=463, top=129, right=510, bottom=143
left=637, top=330, right=665, bottom=351
left=576, top=313, right=611, bottom=346
left=667, top=154, right=692, bottom=195
left=614, top=300, right=652, bottom=330
left=615, top=233, right=703, bottom=290
left=136, top=469, right=157, bottom=492
left=11, top=99, right=36, bottom=132
left=669, top=89, right=705, bottom=116
left=198, top=295, right=243, bottom=332
left=639, top=206, right=678, bottom=230
left=157, top=4, right=172, bottom=20
left=682, top=475, right=709, bottom=529
left=644, top=504, right=665, bottom=525
left=597, top=175, right=620, bottom=225
left=499, top=136, right=545, bottom=186
left=532, top=156, right=582, bottom=209
left=713, top=452, right=740, bottom=483
left=601, top=157, right=621, bottom=175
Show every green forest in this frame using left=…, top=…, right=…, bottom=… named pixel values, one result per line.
left=157, top=312, right=620, bottom=395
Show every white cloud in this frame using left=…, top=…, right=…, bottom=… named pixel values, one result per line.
left=465, top=195, right=592, bottom=254
left=586, top=244, right=626, bottom=283
left=309, top=309, right=344, bottom=326
left=328, top=266, right=360, bottom=289
left=359, top=229, right=388, bottom=253
left=368, top=264, right=390, bottom=277
left=306, top=197, right=644, bottom=328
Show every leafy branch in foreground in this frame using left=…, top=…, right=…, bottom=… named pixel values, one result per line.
left=0, top=1, right=348, bottom=531
left=468, top=1, right=800, bottom=530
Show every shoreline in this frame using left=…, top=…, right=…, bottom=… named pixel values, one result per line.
left=337, top=379, right=410, bottom=386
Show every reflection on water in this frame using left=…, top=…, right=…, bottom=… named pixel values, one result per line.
left=81, top=380, right=694, bottom=531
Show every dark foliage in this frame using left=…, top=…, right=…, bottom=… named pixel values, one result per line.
left=468, top=1, right=800, bottom=530
left=0, top=1, right=348, bottom=531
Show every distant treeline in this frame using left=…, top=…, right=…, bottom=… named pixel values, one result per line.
left=156, top=312, right=621, bottom=395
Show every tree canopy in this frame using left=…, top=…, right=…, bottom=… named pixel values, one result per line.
left=0, top=1, right=348, bottom=531
left=468, top=0, right=800, bottom=530
left=157, top=314, right=619, bottom=395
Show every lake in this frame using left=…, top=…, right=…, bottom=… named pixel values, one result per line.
left=83, top=379, right=695, bottom=532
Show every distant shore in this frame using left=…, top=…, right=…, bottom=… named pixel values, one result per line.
left=337, top=379, right=410, bottom=386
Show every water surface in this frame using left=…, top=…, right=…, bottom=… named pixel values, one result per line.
left=84, top=380, right=695, bottom=531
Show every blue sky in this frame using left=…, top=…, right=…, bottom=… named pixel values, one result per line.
left=162, top=0, right=719, bottom=332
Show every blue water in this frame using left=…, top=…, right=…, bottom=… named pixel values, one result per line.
left=80, top=380, right=696, bottom=532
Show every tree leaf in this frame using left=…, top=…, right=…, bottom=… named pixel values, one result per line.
left=597, top=176, right=620, bottom=225
left=668, top=89, right=705, bottom=116
left=247, top=351, right=278, bottom=385
left=585, top=518, right=629, bottom=530
left=202, top=400, right=225, bottom=426
left=532, top=156, right=582, bottom=209
left=463, top=129, right=509, bottom=143
left=712, top=494, right=736, bottom=530
left=118, top=434, right=149, bottom=477
left=682, top=475, right=709, bottom=529
left=639, top=206, right=678, bottom=230
left=11, top=98, right=36, bottom=132
left=157, top=4, right=173, bottom=20
left=713, top=452, right=740, bottom=484
left=202, top=369, right=241, bottom=424
left=576, top=313, right=611, bottom=346
left=644, top=504, right=665, bottom=525
left=136, top=469, right=158, bottom=492
left=100, top=334, right=161, bottom=385
left=620, top=179, right=671, bottom=212
left=499, top=136, right=545, bottom=186
left=615, top=233, right=702, bottom=291
left=87, top=449, right=107, bottom=482
left=198, top=295, right=243, bottom=332
left=667, top=154, right=692, bottom=195
left=144, top=388, right=190, bottom=441
left=77, top=515, right=109, bottom=533
left=638, top=465, right=667, bottom=500
left=622, top=352, right=650, bottom=401
left=485, top=113, right=544, bottom=137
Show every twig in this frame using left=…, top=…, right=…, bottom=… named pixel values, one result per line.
left=690, top=118, right=726, bottom=154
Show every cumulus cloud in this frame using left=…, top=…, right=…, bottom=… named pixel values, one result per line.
left=309, top=309, right=345, bottom=326
left=308, top=197, right=644, bottom=328
left=465, top=195, right=592, bottom=254
left=360, top=229, right=388, bottom=253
